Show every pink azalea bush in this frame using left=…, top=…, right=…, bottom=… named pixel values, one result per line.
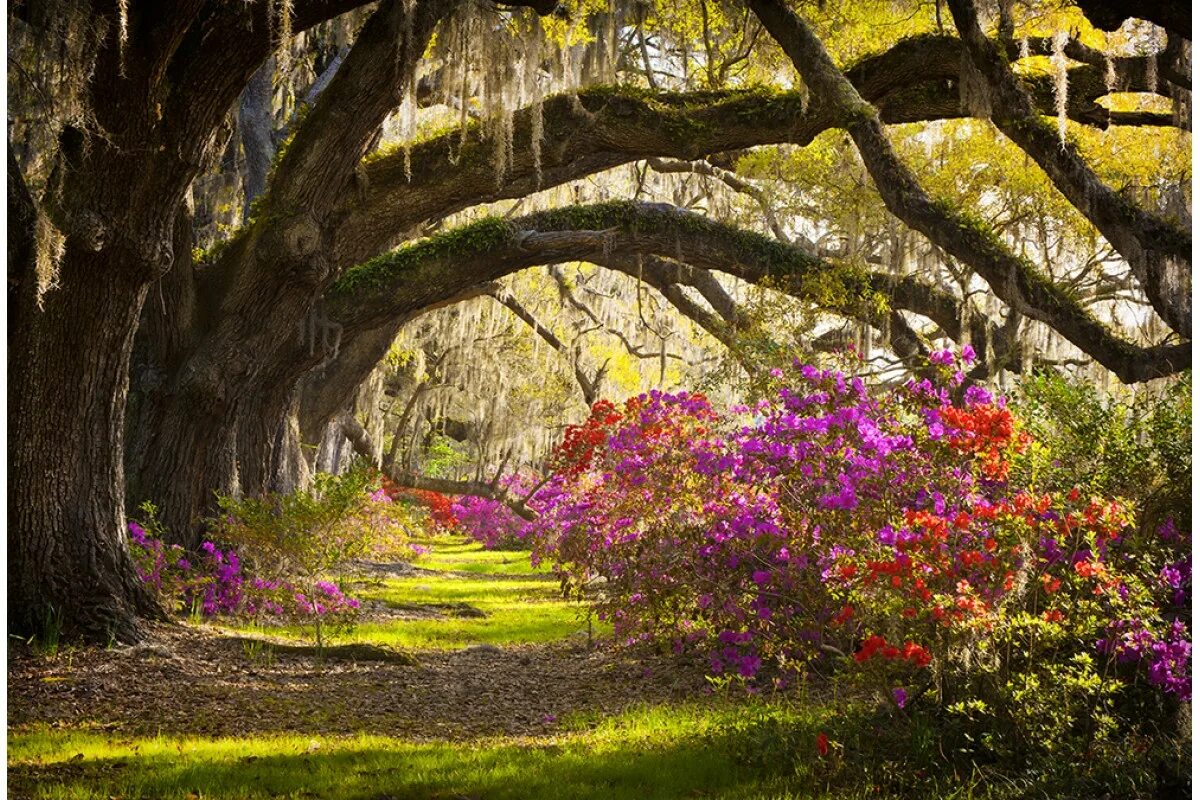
left=129, top=466, right=420, bottom=646
left=450, top=473, right=540, bottom=550
left=524, top=349, right=1190, bottom=769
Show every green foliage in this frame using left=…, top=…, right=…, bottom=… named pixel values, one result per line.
left=1013, top=370, right=1191, bottom=528
left=28, top=605, right=65, bottom=658
left=213, top=464, right=414, bottom=648
left=216, top=466, right=379, bottom=579
left=423, top=433, right=471, bottom=479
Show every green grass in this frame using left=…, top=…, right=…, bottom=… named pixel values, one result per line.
left=411, top=537, right=552, bottom=576
left=8, top=702, right=832, bottom=800
left=221, top=537, right=603, bottom=650
left=346, top=573, right=597, bottom=649
left=7, top=698, right=1056, bottom=800
left=10, top=537, right=1183, bottom=799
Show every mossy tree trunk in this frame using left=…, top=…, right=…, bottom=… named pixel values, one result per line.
left=8, top=0, right=377, bottom=641
left=8, top=135, right=167, bottom=639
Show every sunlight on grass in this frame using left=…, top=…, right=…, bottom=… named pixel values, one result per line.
left=8, top=702, right=836, bottom=800
left=348, top=595, right=591, bottom=649
left=410, top=535, right=551, bottom=576
left=344, top=571, right=603, bottom=649
left=219, top=537, right=603, bottom=650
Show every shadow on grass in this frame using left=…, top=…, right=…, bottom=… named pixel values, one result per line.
left=9, top=731, right=783, bottom=800
left=224, top=638, right=419, bottom=664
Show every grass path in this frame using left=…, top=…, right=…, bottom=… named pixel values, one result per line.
left=228, top=537, right=594, bottom=650
left=8, top=536, right=832, bottom=800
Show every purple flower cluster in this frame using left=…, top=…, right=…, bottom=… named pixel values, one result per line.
left=1099, top=618, right=1191, bottom=701
left=524, top=350, right=1191, bottom=715
left=448, top=473, right=545, bottom=550
left=190, top=541, right=244, bottom=616
left=128, top=520, right=186, bottom=595
left=128, top=523, right=362, bottom=624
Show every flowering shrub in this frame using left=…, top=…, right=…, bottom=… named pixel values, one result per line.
left=547, top=399, right=625, bottom=477
left=380, top=477, right=458, bottom=533
left=449, top=473, right=540, bottom=550
left=127, top=502, right=193, bottom=607
left=451, top=495, right=525, bottom=549
left=129, top=467, right=420, bottom=649
left=525, top=350, right=1190, bottom=772
left=213, top=466, right=418, bottom=648
left=129, top=519, right=367, bottom=638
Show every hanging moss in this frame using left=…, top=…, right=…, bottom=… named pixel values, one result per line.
left=364, top=84, right=811, bottom=179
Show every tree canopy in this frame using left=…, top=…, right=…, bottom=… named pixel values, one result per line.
left=7, top=0, right=1191, bottom=641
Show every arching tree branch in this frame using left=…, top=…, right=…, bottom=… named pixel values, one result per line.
left=327, top=201, right=1184, bottom=383
left=330, top=34, right=1149, bottom=270
left=746, top=0, right=1187, bottom=384
left=646, top=157, right=795, bottom=246
left=948, top=0, right=1190, bottom=336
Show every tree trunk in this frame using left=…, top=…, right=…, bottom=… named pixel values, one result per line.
left=268, top=397, right=312, bottom=495
left=133, top=395, right=243, bottom=550
left=9, top=248, right=162, bottom=642
left=239, top=58, right=276, bottom=223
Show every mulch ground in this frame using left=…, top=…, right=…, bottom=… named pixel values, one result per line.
left=8, top=622, right=712, bottom=741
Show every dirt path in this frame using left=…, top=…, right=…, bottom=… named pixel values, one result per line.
left=9, top=563, right=709, bottom=741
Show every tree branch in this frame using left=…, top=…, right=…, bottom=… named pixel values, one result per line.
left=265, top=0, right=448, bottom=220
left=331, top=34, right=1144, bottom=270
left=746, top=0, right=1187, bottom=383
left=483, top=283, right=608, bottom=404
left=327, top=200, right=1183, bottom=382
left=1072, top=0, right=1190, bottom=42
left=948, top=0, right=1190, bottom=336
left=646, top=157, right=795, bottom=246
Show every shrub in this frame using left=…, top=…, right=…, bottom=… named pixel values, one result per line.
left=1015, top=369, right=1190, bottom=535
left=129, top=466, right=422, bottom=649
left=212, top=465, right=415, bottom=648
left=449, top=473, right=539, bottom=550
left=525, top=351, right=1190, bottom=791
left=380, top=477, right=458, bottom=534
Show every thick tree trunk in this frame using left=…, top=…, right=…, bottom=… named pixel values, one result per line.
left=237, top=380, right=300, bottom=497
left=134, top=404, right=242, bottom=550
left=9, top=249, right=162, bottom=642
left=8, top=0, right=398, bottom=640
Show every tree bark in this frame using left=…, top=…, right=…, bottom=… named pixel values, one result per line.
left=238, top=58, right=276, bottom=222
left=133, top=0, right=450, bottom=540
left=7, top=0, right=457, bottom=638
left=10, top=248, right=162, bottom=641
